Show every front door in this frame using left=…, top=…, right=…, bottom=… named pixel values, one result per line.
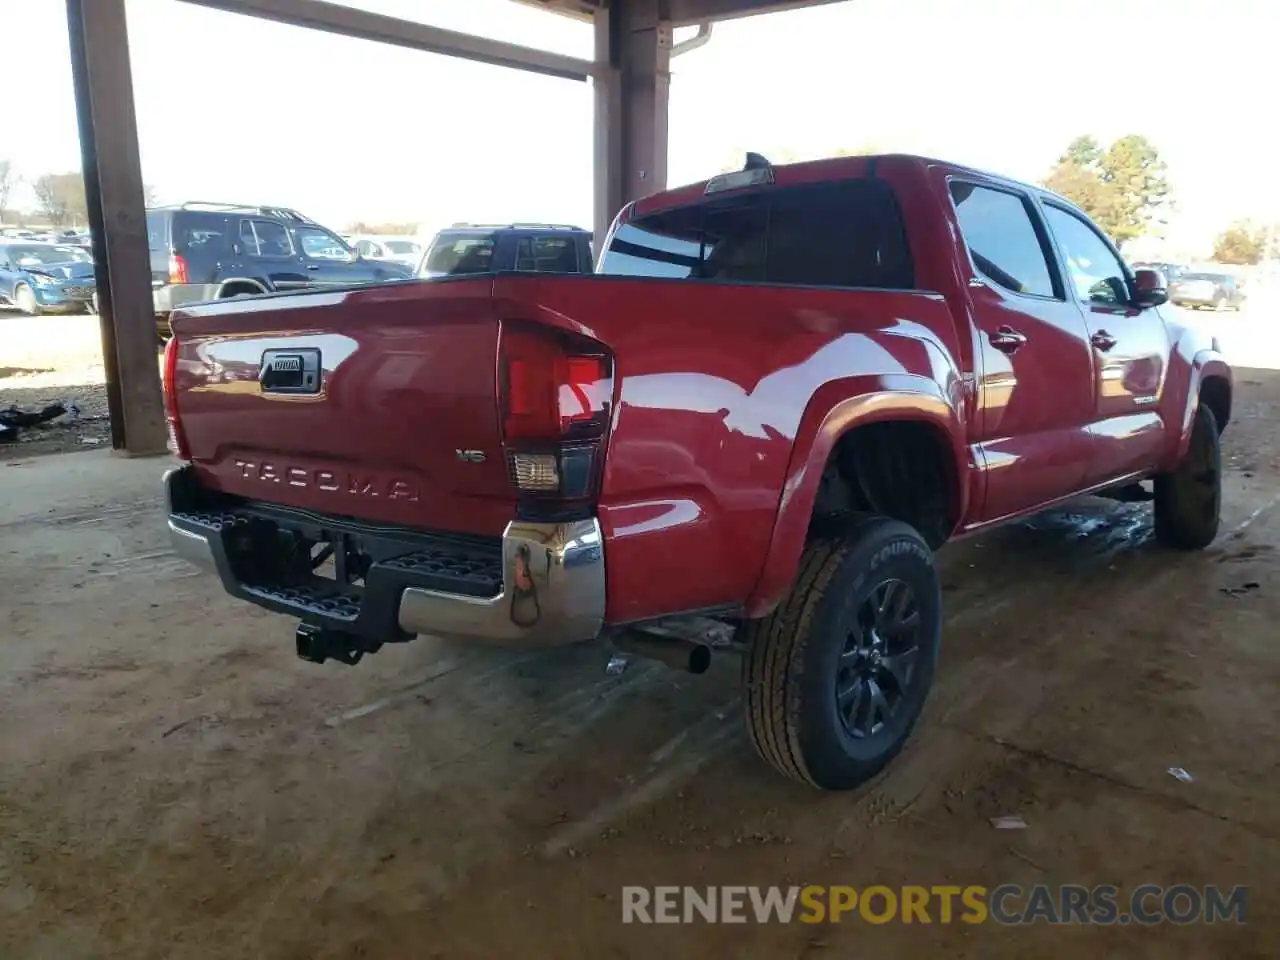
left=1040, top=203, right=1169, bottom=485
left=293, top=225, right=362, bottom=286
left=948, top=180, right=1097, bottom=522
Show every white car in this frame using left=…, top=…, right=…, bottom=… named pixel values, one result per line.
left=349, top=235, right=424, bottom=269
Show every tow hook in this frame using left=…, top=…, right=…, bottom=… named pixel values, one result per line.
left=295, top=623, right=378, bottom=666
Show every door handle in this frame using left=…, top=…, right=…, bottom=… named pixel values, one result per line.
left=306, top=264, right=320, bottom=271
left=1091, top=330, right=1117, bottom=351
left=988, top=325, right=1027, bottom=354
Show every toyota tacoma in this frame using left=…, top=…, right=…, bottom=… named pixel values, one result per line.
left=162, top=153, right=1231, bottom=789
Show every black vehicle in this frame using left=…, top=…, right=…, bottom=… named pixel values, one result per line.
left=148, top=202, right=414, bottom=337
left=1169, top=271, right=1245, bottom=311
left=417, top=223, right=594, bottom=279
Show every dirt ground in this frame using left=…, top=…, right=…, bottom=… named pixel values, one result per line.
left=2, top=325, right=1280, bottom=958
left=0, top=313, right=116, bottom=456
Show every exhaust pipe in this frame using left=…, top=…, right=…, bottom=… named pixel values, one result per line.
left=612, top=627, right=712, bottom=675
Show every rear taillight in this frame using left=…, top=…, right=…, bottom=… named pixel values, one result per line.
left=162, top=336, right=190, bottom=460
left=500, top=322, right=612, bottom=503
left=168, top=253, right=188, bottom=284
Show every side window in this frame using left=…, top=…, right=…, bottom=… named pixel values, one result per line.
left=1042, top=205, right=1129, bottom=306
left=241, top=219, right=292, bottom=257
left=515, top=235, right=580, bottom=274
left=764, top=180, right=914, bottom=289
left=238, top=220, right=260, bottom=256
left=597, top=181, right=913, bottom=289
left=146, top=213, right=167, bottom=251
left=949, top=183, right=1056, bottom=298
left=296, top=226, right=351, bottom=261
left=173, top=213, right=227, bottom=254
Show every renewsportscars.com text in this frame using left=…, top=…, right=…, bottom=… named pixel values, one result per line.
left=622, top=884, right=1247, bottom=925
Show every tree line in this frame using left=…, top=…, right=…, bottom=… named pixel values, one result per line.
left=1042, top=135, right=1276, bottom=265
left=343, top=221, right=420, bottom=235
left=1043, top=134, right=1170, bottom=244
left=0, top=162, right=155, bottom=227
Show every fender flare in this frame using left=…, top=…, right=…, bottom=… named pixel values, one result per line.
left=215, top=277, right=269, bottom=298
left=1169, top=350, right=1232, bottom=467
left=743, top=374, right=969, bottom=618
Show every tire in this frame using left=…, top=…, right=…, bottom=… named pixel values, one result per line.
left=14, top=284, right=40, bottom=316
left=1214, top=296, right=1228, bottom=312
left=741, top=516, right=942, bottom=790
left=1154, top=403, right=1221, bottom=550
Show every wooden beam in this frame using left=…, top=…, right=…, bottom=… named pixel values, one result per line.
left=667, top=0, right=848, bottom=26
left=66, top=0, right=168, bottom=456
left=180, top=0, right=595, bottom=81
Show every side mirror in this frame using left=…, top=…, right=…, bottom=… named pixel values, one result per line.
left=1132, top=268, right=1168, bottom=308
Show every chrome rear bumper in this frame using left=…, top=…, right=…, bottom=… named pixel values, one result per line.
left=164, top=467, right=605, bottom=648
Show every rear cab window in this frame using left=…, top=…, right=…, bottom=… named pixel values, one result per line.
left=598, top=179, right=914, bottom=289
left=514, top=235, right=581, bottom=274
left=421, top=231, right=496, bottom=278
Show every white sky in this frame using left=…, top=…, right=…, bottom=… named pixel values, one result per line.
left=3, top=0, right=1275, bottom=252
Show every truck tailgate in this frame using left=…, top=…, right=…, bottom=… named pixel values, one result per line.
left=170, top=279, right=515, bottom=535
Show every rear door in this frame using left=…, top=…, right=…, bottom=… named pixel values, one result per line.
left=239, top=218, right=308, bottom=291
left=947, top=179, right=1096, bottom=521
left=1040, top=202, right=1169, bottom=484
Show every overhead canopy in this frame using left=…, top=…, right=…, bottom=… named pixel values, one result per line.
left=512, top=0, right=846, bottom=25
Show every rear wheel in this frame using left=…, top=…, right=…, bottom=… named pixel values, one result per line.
left=741, top=516, right=941, bottom=790
left=14, top=284, right=40, bottom=316
left=1154, top=403, right=1221, bottom=549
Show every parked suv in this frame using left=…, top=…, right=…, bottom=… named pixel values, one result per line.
left=1169, top=271, right=1245, bottom=311
left=148, top=202, right=414, bottom=337
left=417, top=223, right=593, bottom=278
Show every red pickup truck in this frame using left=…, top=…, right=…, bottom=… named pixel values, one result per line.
left=163, top=153, right=1231, bottom=790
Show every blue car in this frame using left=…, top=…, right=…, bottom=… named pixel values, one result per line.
left=0, top=240, right=97, bottom=315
